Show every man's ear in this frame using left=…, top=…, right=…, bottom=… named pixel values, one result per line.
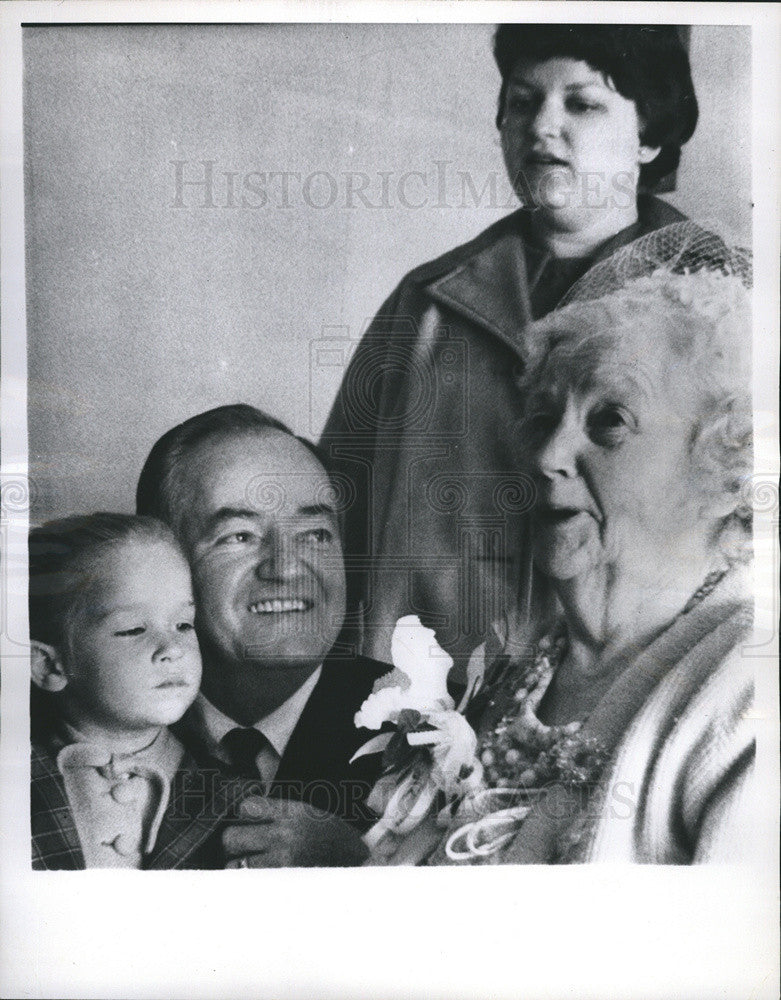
left=30, top=641, right=69, bottom=693
left=638, top=144, right=661, bottom=165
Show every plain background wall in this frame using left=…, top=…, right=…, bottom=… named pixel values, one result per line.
left=23, top=23, right=752, bottom=523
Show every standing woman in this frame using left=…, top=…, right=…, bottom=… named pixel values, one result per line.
left=321, top=25, right=699, bottom=667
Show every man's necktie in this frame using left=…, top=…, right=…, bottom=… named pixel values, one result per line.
left=221, top=726, right=269, bottom=778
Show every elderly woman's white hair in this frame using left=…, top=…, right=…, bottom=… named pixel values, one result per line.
left=519, top=267, right=753, bottom=561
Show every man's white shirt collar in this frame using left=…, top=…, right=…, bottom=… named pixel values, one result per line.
left=188, top=665, right=323, bottom=762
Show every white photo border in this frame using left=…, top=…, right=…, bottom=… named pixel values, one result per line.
left=1, top=3, right=778, bottom=999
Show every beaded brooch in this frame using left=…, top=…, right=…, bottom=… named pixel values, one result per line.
left=477, top=631, right=609, bottom=792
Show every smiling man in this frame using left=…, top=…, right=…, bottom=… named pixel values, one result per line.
left=136, top=404, right=387, bottom=864
left=175, top=427, right=346, bottom=726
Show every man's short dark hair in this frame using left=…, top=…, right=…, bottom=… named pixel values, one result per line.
left=493, top=24, right=698, bottom=188
left=135, top=403, right=334, bottom=536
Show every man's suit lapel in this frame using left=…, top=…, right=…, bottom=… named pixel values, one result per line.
left=275, top=655, right=385, bottom=781
left=272, top=654, right=387, bottom=826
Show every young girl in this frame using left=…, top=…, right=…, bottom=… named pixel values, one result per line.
left=29, top=513, right=249, bottom=869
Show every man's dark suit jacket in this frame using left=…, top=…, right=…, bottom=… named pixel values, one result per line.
left=175, top=651, right=389, bottom=831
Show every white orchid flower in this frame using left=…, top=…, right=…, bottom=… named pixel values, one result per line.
left=407, top=710, right=482, bottom=797
left=353, top=615, right=454, bottom=732
left=354, top=620, right=484, bottom=851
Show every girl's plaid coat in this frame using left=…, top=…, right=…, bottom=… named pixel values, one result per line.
left=31, top=739, right=254, bottom=870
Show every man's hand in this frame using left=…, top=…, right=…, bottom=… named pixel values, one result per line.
left=223, top=796, right=370, bottom=868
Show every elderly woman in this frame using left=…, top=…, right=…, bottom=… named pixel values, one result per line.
left=428, top=260, right=754, bottom=865
left=322, top=25, right=699, bottom=668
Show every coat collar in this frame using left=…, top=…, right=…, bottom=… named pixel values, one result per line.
left=425, top=196, right=686, bottom=350
left=144, top=753, right=252, bottom=869
left=426, top=214, right=532, bottom=350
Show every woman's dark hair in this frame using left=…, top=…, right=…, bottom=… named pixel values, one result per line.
left=28, top=512, right=177, bottom=648
left=493, top=24, right=698, bottom=188
left=135, top=403, right=333, bottom=536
